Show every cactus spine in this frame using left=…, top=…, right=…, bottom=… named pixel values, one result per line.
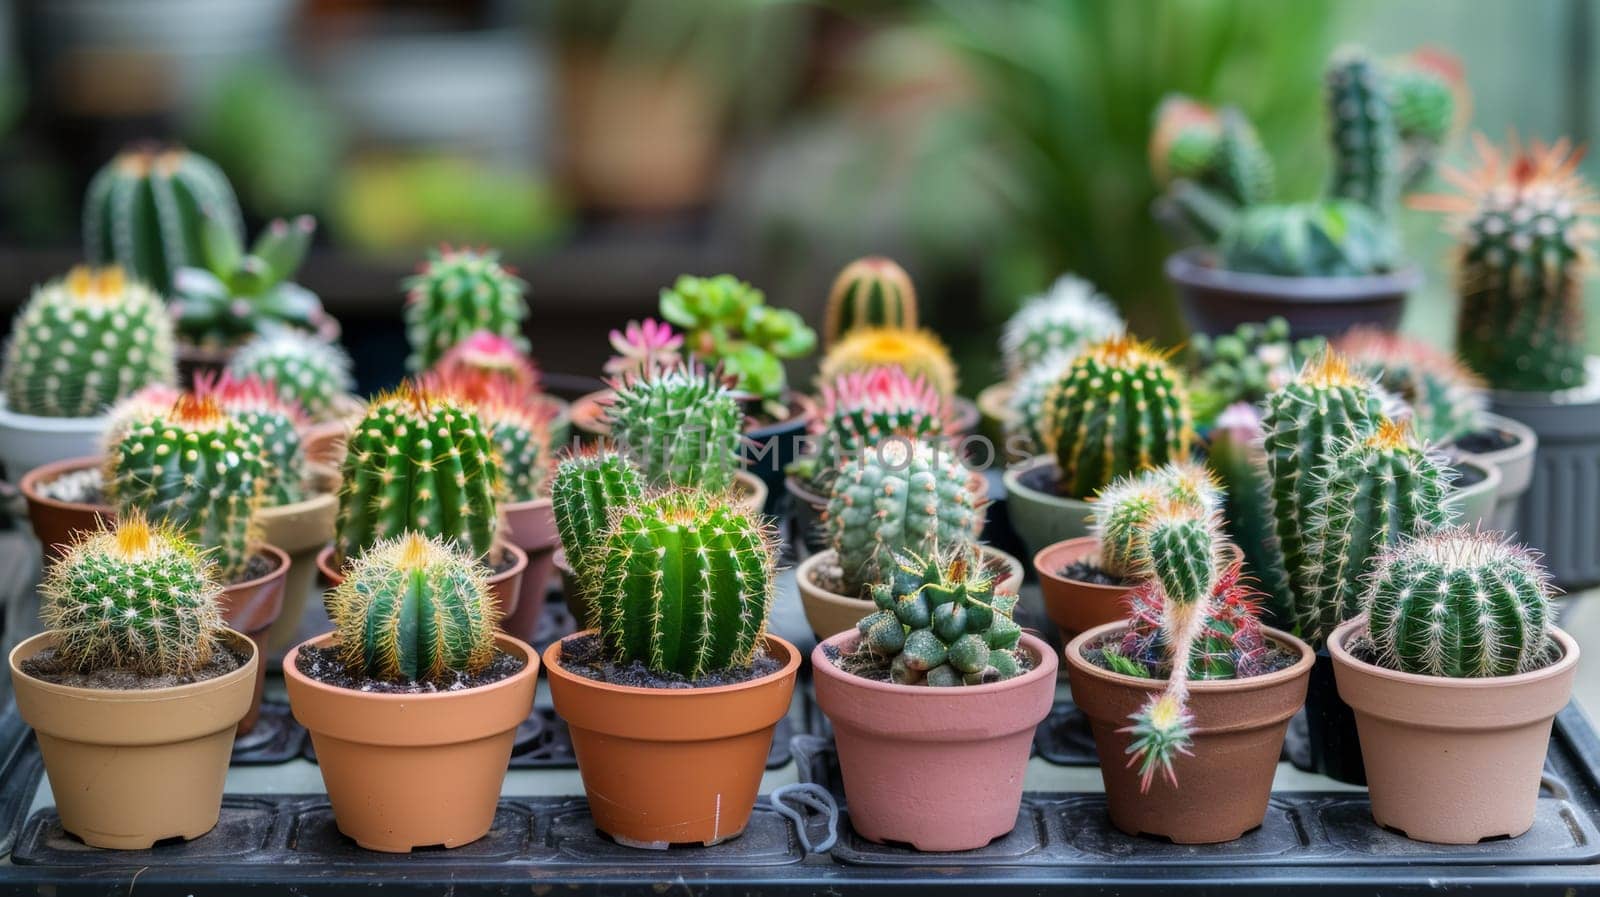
left=808, top=366, right=949, bottom=491
left=1092, top=461, right=1222, bottom=580
left=327, top=533, right=498, bottom=682
left=606, top=362, right=743, bottom=492
left=999, top=274, right=1126, bottom=379
left=227, top=330, right=355, bottom=424
left=2, top=266, right=176, bottom=418
left=1334, top=327, right=1485, bottom=445
left=551, top=450, right=645, bottom=578
left=1325, top=49, right=1400, bottom=222
left=857, top=551, right=1025, bottom=687
left=589, top=490, right=775, bottom=678
left=403, top=247, right=529, bottom=372
left=823, top=256, right=919, bottom=348
left=820, top=326, right=959, bottom=398
left=1119, top=559, right=1265, bottom=682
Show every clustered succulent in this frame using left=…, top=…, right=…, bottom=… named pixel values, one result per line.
left=999, top=274, right=1126, bottom=380
left=227, top=329, right=356, bottom=424
left=820, top=326, right=959, bottom=399
left=1187, top=316, right=1324, bottom=426
left=856, top=550, right=1025, bottom=687
left=605, top=362, right=743, bottom=493
left=822, top=256, right=919, bottom=350
left=171, top=214, right=334, bottom=348
left=659, top=273, right=815, bottom=403
left=404, top=246, right=529, bottom=372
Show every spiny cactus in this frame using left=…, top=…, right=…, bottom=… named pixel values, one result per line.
left=659, top=274, right=815, bottom=402
left=1149, top=97, right=1275, bottom=208
left=1006, top=350, right=1074, bottom=456
left=1334, top=328, right=1485, bottom=445
left=171, top=214, right=333, bottom=347
left=327, top=533, right=499, bottom=683
left=589, top=490, right=776, bottom=678
left=1219, top=200, right=1397, bottom=277
left=2, top=266, right=176, bottom=418
left=105, top=394, right=266, bottom=582
left=857, top=550, right=1024, bottom=687
left=806, top=366, right=950, bottom=491
left=199, top=373, right=308, bottom=506
left=41, top=513, right=225, bottom=676
left=433, top=374, right=551, bottom=503
left=603, top=318, right=682, bottom=379
left=825, top=440, right=983, bottom=597
left=1365, top=527, right=1554, bottom=678
left=1040, top=337, right=1194, bottom=500
left=1118, top=559, right=1265, bottom=683
left=823, top=257, right=919, bottom=349
left=1386, top=48, right=1467, bottom=189
left=227, top=329, right=355, bottom=424
left=336, top=383, right=501, bottom=565
left=605, top=362, right=743, bottom=492
left=999, top=274, right=1126, bottom=379
left=1091, top=461, right=1223, bottom=580
left=551, top=449, right=645, bottom=579
left=1325, top=49, right=1400, bottom=222
left=430, top=329, right=540, bottom=400
left=403, top=246, right=529, bottom=372
left=820, top=326, right=959, bottom=399
left=83, top=145, right=242, bottom=295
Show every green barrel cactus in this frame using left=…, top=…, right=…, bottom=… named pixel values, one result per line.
left=825, top=440, right=984, bottom=597
left=999, top=274, right=1125, bottom=379
left=856, top=550, right=1025, bottom=687
left=104, top=394, right=267, bottom=582
left=1091, top=461, right=1222, bottom=580
left=588, top=490, right=776, bottom=679
left=327, top=532, right=499, bottom=683
left=2, top=266, right=176, bottom=418
left=551, top=449, right=645, bottom=578
left=227, top=329, right=356, bottom=424
left=823, top=256, right=919, bottom=349
left=605, top=362, right=743, bottom=492
left=40, top=513, right=225, bottom=676
left=1365, top=527, right=1554, bottom=678
left=403, top=246, right=529, bottom=372
left=805, top=365, right=949, bottom=492
left=1335, top=327, right=1485, bottom=445
left=204, top=373, right=309, bottom=506
left=1325, top=49, right=1400, bottom=221
left=83, top=145, right=243, bottom=295
left=1040, top=337, right=1194, bottom=500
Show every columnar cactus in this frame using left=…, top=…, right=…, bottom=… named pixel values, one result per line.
left=823, top=256, right=919, bottom=349
left=1334, top=328, right=1485, bottom=445
left=2, top=266, right=176, bottom=418
left=40, top=513, right=225, bottom=676
left=227, top=330, right=356, bottom=424
left=1325, top=49, right=1400, bottom=222
left=825, top=440, right=984, bottom=597
left=105, top=394, right=266, bottom=582
left=856, top=550, right=1025, bottom=687
left=1040, top=337, right=1194, bottom=500
left=326, top=533, right=499, bottom=682
left=434, top=375, right=550, bottom=503
left=999, top=274, right=1126, bottom=379
left=1365, top=527, right=1554, bottom=678
left=336, top=384, right=501, bottom=564
left=83, top=145, right=242, bottom=295
left=1149, top=97, right=1275, bottom=208
left=552, top=449, right=645, bottom=577
left=820, top=326, right=959, bottom=398
left=589, top=490, right=776, bottom=678
left=403, top=246, right=529, bottom=372
left=605, top=362, right=743, bottom=492
left=807, top=366, right=950, bottom=490
left=1091, top=461, right=1222, bottom=580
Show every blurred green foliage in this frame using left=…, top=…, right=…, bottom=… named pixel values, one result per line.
left=332, top=156, right=566, bottom=253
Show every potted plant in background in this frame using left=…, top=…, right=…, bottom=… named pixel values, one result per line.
left=818, top=324, right=970, bottom=432
left=286, top=533, right=538, bottom=852
left=227, top=329, right=364, bottom=465
left=570, top=316, right=683, bottom=437
left=403, top=245, right=529, bottom=373
left=812, top=549, right=1056, bottom=851
left=429, top=329, right=572, bottom=446
left=821, top=255, right=919, bottom=349
left=1330, top=527, right=1578, bottom=844
left=543, top=490, right=801, bottom=848
left=9, top=514, right=257, bottom=849
left=550, top=449, right=644, bottom=630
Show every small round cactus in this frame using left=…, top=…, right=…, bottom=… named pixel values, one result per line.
left=551, top=449, right=645, bottom=579
left=856, top=550, right=1025, bottom=687
left=1091, top=461, right=1223, bottom=580
left=823, top=256, right=919, bottom=349
left=807, top=366, right=950, bottom=491
left=605, top=362, right=743, bottom=492
left=1000, top=274, right=1125, bottom=379
left=1334, top=327, right=1485, bottom=445
left=820, top=326, right=958, bottom=399
left=327, top=532, right=499, bottom=683
left=227, top=329, right=356, bottom=424
left=199, top=373, right=309, bottom=506
left=2, top=266, right=176, bottom=418
left=1365, top=527, right=1555, bottom=678
left=403, top=246, right=529, bottom=372
left=589, top=490, right=776, bottom=679
left=41, top=512, right=225, bottom=676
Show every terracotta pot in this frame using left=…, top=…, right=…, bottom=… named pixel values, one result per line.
left=1442, top=456, right=1501, bottom=532
left=544, top=631, right=800, bottom=848
left=1002, top=454, right=1095, bottom=556
left=812, top=630, right=1057, bottom=851
left=553, top=547, right=595, bottom=632
left=1329, top=617, right=1579, bottom=844
left=1450, top=411, right=1537, bottom=533
left=220, top=544, right=289, bottom=734
left=9, top=628, right=258, bottom=849
left=256, top=466, right=339, bottom=660
left=302, top=394, right=367, bottom=467
left=318, top=543, right=528, bottom=622
left=1065, top=621, right=1313, bottom=844
left=498, top=498, right=559, bottom=644
left=1034, top=537, right=1135, bottom=641
left=18, top=455, right=114, bottom=564
left=975, top=381, right=1017, bottom=450
left=569, top=388, right=613, bottom=441
left=731, top=469, right=769, bottom=516
left=797, top=546, right=1023, bottom=641
left=0, top=398, right=108, bottom=481
left=284, top=632, right=539, bottom=852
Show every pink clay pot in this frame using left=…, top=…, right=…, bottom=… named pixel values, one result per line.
left=497, top=498, right=559, bottom=643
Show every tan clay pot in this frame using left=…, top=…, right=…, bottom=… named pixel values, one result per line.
left=19, top=455, right=114, bottom=564
left=812, top=630, right=1057, bottom=851
left=1329, top=617, right=1579, bottom=844
left=498, top=498, right=559, bottom=644
left=256, top=466, right=339, bottom=659
left=731, top=469, right=769, bottom=516
left=284, top=632, right=539, bottom=852
left=221, top=544, right=289, bottom=734
left=553, top=547, right=595, bottom=631
left=1065, top=621, right=1313, bottom=844
left=797, top=546, right=1023, bottom=641
left=9, top=629, right=258, bottom=849
left=1035, top=536, right=1135, bottom=641
left=544, top=631, right=800, bottom=848
left=318, top=542, right=527, bottom=622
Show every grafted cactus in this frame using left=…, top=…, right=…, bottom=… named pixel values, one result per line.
left=1091, top=461, right=1222, bottom=580
left=605, top=362, right=742, bottom=492
left=105, top=394, right=266, bottom=581
left=1325, top=49, right=1400, bottom=221
left=857, top=550, right=1025, bottom=687
left=589, top=490, right=776, bottom=678
left=227, top=329, right=355, bottom=424
left=403, top=246, right=529, bottom=372
left=806, top=366, right=949, bottom=491
left=1365, top=527, right=1554, bottom=678
left=1040, top=337, right=1194, bottom=500
left=199, top=373, right=308, bottom=505
left=40, top=513, right=225, bottom=676
left=820, top=326, right=959, bottom=398
left=327, top=533, right=498, bottom=683
left=551, top=449, right=645, bottom=578
left=1334, top=327, right=1485, bottom=445
left=825, top=440, right=984, bottom=597
left=1386, top=48, right=1466, bottom=189
left=999, top=274, right=1125, bottom=379
left=823, top=257, right=918, bottom=349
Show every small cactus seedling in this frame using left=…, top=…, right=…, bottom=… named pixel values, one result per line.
left=199, top=373, right=310, bottom=506
left=588, top=490, right=776, bottom=678
left=41, top=512, right=225, bottom=676
left=822, top=257, right=919, bottom=349
left=603, top=318, right=683, bottom=379
left=1334, top=327, right=1485, bottom=445
left=659, top=274, right=815, bottom=402
left=806, top=366, right=950, bottom=492
left=605, top=362, right=743, bottom=492
left=999, top=274, right=1126, bottom=379
left=1386, top=48, right=1468, bottom=189
left=820, top=326, right=959, bottom=399
left=1091, top=461, right=1223, bottom=580
left=1365, top=527, right=1554, bottom=678
left=227, top=329, right=356, bottom=424
left=429, top=329, right=540, bottom=401
left=2, top=266, right=176, bottom=418
left=403, top=246, right=529, bottom=372
left=327, top=532, right=499, bottom=683
left=856, top=550, right=1025, bottom=687
left=551, top=449, right=645, bottom=579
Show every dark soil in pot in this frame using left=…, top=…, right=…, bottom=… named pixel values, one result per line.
left=1452, top=427, right=1521, bottom=455
left=293, top=645, right=527, bottom=694
left=556, top=632, right=783, bottom=688
left=1059, top=560, right=1132, bottom=588
left=230, top=552, right=279, bottom=585
left=1450, top=460, right=1489, bottom=489
left=20, top=641, right=249, bottom=690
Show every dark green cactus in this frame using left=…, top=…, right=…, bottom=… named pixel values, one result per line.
left=403, top=246, right=529, bottom=372
left=1206, top=405, right=1296, bottom=628
left=1091, top=461, right=1222, bottom=580
left=856, top=550, right=1024, bottom=687
left=429, top=371, right=550, bottom=503
left=1150, top=96, right=1274, bottom=208
left=606, top=362, right=743, bottom=492
left=551, top=449, right=645, bottom=578
left=1325, top=49, right=1400, bottom=222
left=588, top=490, right=776, bottom=678
left=823, top=256, right=919, bottom=349
left=203, top=373, right=308, bottom=506
left=999, top=274, right=1125, bottom=379
left=1335, top=327, right=1485, bottom=445
left=227, top=329, right=356, bottom=424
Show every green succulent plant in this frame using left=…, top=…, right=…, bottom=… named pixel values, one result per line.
left=998, top=274, right=1125, bottom=379
left=551, top=449, right=645, bottom=581
left=605, top=362, right=743, bottom=493
left=172, top=214, right=334, bottom=348
left=403, top=246, right=529, bottom=372
left=659, top=273, right=815, bottom=404
left=1090, top=461, right=1222, bottom=581
left=856, top=550, right=1025, bottom=687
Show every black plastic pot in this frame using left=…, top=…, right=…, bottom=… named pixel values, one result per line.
left=1164, top=247, right=1420, bottom=339
left=1299, top=648, right=1366, bottom=786
left=744, top=397, right=814, bottom=517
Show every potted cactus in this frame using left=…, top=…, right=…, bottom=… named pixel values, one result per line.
left=1065, top=502, right=1313, bottom=843
left=404, top=246, right=529, bottom=373
left=821, top=256, right=919, bottom=349
left=1186, top=316, right=1323, bottom=431
left=543, top=490, right=801, bottom=848
left=1330, top=528, right=1578, bottom=844
left=550, top=449, right=644, bottom=631
left=429, top=329, right=571, bottom=447
left=285, top=533, right=539, bottom=852
left=227, top=329, right=363, bottom=465
left=819, top=324, right=977, bottom=435
left=8, top=514, right=258, bottom=849
left=570, top=317, right=683, bottom=438
left=1, top=266, right=176, bottom=481
left=812, top=549, right=1057, bottom=851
